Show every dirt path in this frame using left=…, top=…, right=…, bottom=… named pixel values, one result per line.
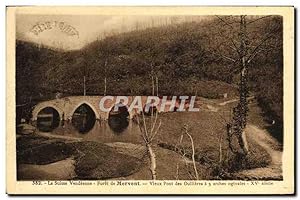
left=247, top=125, right=282, bottom=166
left=218, top=98, right=239, bottom=106
left=233, top=124, right=283, bottom=180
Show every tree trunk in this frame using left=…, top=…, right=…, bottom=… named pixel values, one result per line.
left=83, top=75, right=86, bottom=96
left=156, top=76, right=159, bottom=96
left=146, top=143, right=157, bottom=180
left=241, top=130, right=249, bottom=155
left=237, top=15, right=249, bottom=156
left=226, top=123, right=235, bottom=153
left=104, top=77, right=107, bottom=96
left=104, top=60, right=107, bottom=96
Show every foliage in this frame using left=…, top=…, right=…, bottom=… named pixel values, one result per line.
left=16, top=16, right=283, bottom=130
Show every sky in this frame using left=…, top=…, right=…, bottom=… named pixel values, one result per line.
left=16, top=14, right=207, bottom=50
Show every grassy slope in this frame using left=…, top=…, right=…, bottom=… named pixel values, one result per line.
left=17, top=97, right=273, bottom=180
left=152, top=98, right=272, bottom=176
left=17, top=135, right=143, bottom=180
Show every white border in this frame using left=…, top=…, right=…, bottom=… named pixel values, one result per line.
left=1, top=1, right=298, bottom=199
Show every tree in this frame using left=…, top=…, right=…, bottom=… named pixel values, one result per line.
left=135, top=80, right=161, bottom=180
left=103, top=59, right=108, bottom=96
left=212, top=15, right=282, bottom=156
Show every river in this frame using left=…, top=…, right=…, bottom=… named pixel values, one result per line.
left=37, top=117, right=143, bottom=144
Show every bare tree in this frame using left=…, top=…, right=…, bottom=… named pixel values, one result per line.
left=182, top=124, right=199, bottom=180
left=135, top=77, right=161, bottom=180
left=174, top=125, right=199, bottom=180
left=211, top=15, right=281, bottom=156
left=103, top=59, right=107, bottom=96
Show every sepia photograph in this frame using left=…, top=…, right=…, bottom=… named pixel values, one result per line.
left=6, top=6, right=294, bottom=195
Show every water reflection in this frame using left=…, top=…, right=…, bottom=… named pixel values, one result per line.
left=37, top=107, right=60, bottom=132
left=36, top=102, right=143, bottom=143
left=50, top=120, right=142, bottom=144
left=71, top=103, right=96, bottom=133
left=108, top=116, right=129, bottom=134
left=108, top=102, right=130, bottom=134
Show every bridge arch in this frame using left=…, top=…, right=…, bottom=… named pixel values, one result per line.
left=69, top=101, right=100, bottom=120
left=32, top=104, right=63, bottom=121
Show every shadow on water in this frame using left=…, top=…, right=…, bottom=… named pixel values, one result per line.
left=72, top=103, right=96, bottom=133
left=108, top=116, right=129, bottom=134
left=37, top=107, right=60, bottom=132
left=108, top=102, right=130, bottom=134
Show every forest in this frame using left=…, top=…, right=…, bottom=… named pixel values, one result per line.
left=16, top=16, right=283, bottom=137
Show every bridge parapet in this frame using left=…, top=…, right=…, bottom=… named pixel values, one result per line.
left=31, top=96, right=152, bottom=121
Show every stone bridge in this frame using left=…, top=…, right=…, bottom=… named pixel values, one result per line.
left=31, top=96, right=180, bottom=121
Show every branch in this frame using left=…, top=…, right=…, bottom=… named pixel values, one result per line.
left=208, top=51, right=237, bottom=62
left=150, top=110, right=158, bottom=135
left=215, top=15, right=235, bottom=29
left=246, top=16, right=272, bottom=25
left=247, top=49, right=263, bottom=64
left=207, top=31, right=239, bottom=62
left=246, top=31, right=276, bottom=64
left=230, top=39, right=240, bottom=55
left=141, top=111, right=149, bottom=141
left=149, top=120, right=162, bottom=142
left=215, top=29, right=240, bottom=55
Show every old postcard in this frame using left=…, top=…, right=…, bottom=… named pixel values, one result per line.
left=6, top=6, right=294, bottom=195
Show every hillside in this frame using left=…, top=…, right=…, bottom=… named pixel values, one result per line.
left=16, top=16, right=283, bottom=137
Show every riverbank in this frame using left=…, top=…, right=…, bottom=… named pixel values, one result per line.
left=17, top=135, right=143, bottom=180
left=17, top=98, right=279, bottom=180
left=17, top=134, right=213, bottom=180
